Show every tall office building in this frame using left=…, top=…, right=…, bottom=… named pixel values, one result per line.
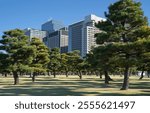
left=68, top=21, right=83, bottom=55
left=69, top=14, right=105, bottom=57
left=41, top=20, right=64, bottom=33
left=24, top=28, right=47, bottom=41
left=43, top=27, right=68, bottom=53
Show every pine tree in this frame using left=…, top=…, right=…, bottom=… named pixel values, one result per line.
left=30, top=37, right=50, bottom=82
left=0, top=29, right=35, bottom=84
left=48, top=48, right=61, bottom=78
left=67, top=50, right=84, bottom=79
left=86, top=46, right=114, bottom=84
left=95, top=0, right=150, bottom=90
left=61, top=53, right=70, bottom=77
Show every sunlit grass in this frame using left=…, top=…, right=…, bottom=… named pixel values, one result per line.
left=0, top=75, right=150, bottom=96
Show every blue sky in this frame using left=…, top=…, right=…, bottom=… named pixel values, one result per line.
left=0, top=0, right=150, bottom=37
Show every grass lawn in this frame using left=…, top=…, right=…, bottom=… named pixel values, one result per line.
left=0, top=75, right=150, bottom=96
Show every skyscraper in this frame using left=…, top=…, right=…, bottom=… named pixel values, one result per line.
left=41, top=20, right=64, bottom=33
left=68, top=14, right=105, bottom=57
left=43, top=27, right=68, bottom=53
left=24, top=28, right=47, bottom=41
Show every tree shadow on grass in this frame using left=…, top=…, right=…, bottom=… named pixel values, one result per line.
left=0, top=77, right=150, bottom=96
left=0, top=86, right=102, bottom=96
left=130, top=82, right=150, bottom=89
left=1, top=86, right=149, bottom=96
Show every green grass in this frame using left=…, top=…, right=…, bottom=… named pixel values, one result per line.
left=0, top=75, right=150, bottom=96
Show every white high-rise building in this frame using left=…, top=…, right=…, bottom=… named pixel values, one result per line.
left=69, top=14, right=105, bottom=57
left=24, top=28, right=47, bottom=41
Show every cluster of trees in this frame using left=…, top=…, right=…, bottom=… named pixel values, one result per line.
left=0, top=29, right=49, bottom=84
left=88, top=0, right=150, bottom=90
left=0, top=29, right=86, bottom=85
left=0, top=0, right=150, bottom=91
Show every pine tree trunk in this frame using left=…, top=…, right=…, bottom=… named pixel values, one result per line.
left=100, top=74, right=102, bottom=79
left=5, top=73, right=7, bottom=77
left=29, top=72, right=32, bottom=78
left=104, top=70, right=109, bottom=84
left=139, top=70, right=144, bottom=80
left=99, top=71, right=102, bottom=79
left=78, top=71, right=82, bottom=79
left=121, top=66, right=129, bottom=90
left=53, top=70, right=56, bottom=78
left=108, top=75, right=113, bottom=81
left=65, top=71, right=68, bottom=77
left=13, top=71, right=19, bottom=85
left=48, top=71, right=50, bottom=76
left=147, top=71, right=150, bottom=78
left=32, top=72, right=36, bottom=82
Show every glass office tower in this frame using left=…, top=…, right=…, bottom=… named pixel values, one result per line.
left=41, top=20, right=64, bottom=33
